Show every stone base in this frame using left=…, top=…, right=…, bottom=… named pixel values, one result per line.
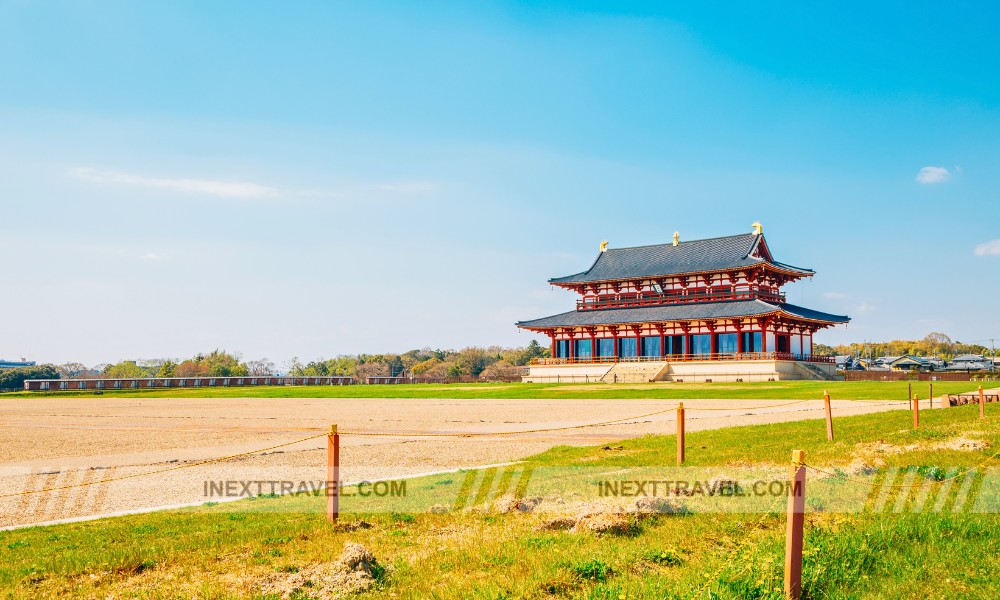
left=524, top=360, right=840, bottom=383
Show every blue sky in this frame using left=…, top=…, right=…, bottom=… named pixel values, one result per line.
left=2, top=1, right=998, bottom=365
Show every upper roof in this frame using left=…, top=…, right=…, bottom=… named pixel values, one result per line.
left=515, top=299, right=849, bottom=330
left=549, top=233, right=813, bottom=285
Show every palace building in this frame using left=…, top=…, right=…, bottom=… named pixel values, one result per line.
left=516, top=223, right=849, bottom=382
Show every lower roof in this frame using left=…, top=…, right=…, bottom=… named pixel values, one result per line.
left=516, top=299, right=849, bottom=330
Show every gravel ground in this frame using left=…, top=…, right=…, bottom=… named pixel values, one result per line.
left=0, top=395, right=924, bottom=529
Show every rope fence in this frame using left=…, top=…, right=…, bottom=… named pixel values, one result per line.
left=2, top=392, right=987, bottom=507
left=5, top=390, right=996, bottom=598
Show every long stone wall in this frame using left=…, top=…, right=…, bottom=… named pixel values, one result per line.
left=525, top=360, right=840, bottom=383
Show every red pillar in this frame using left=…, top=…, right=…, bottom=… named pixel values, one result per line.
left=736, top=328, right=744, bottom=354
left=550, top=332, right=557, bottom=358
left=568, top=333, right=575, bottom=359
left=590, top=330, right=597, bottom=361
left=710, top=324, right=718, bottom=357
left=659, top=331, right=666, bottom=358
left=760, top=319, right=768, bottom=353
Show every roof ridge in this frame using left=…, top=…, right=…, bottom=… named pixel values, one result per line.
left=605, top=232, right=755, bottom=252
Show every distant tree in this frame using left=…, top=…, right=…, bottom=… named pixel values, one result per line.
left=411, top=357, right=442, bottom=376
left=157, top=361, right=177, bottom=377
left=174, top=360, right=209, bottom=377
left=455, top=347, right=491, bottom=376
left=356, top=362, right=390, bottom=380
left=812, top=343, right=836, bottom=357
left=1, top=365, right=59, bottom=389
left=247, top=358, right=276, bottom=376
left=56, top=363, right=87, bottom=379
left=480, top=360, right=521, bottom=381
left=104, top=361, right=148, bottom=379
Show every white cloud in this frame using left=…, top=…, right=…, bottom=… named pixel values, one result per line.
left=822, top=291, right=847, bottom=299
left=915, top=166, right=951, bottom=184
left=139, top=252, right=167, bottom=261
left=855, top=302, right=876, bottom=314
left=974, top=240, right=1000, bottom=257
left=370, top=181, right=437, bottom=194
left=72, top=167, right=278, bottom=199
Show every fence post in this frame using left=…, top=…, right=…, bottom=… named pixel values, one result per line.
left=676, top=403, right=685, bottom=465
left=327, top=424, right=340, bottom=524
left=823, top=391, right=834, bottom=442
left=912, top=394, right=919, bottom=429
left=980, top=385, right=986, bottom=419
left=908, top=382, right=912, bottom=403
left=929, top=383, right=933, bottom=409
left=784, top=449, right=806, bottom=600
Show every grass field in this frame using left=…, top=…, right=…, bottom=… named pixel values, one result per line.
left=1, top=380, right=989, bottom=401
left=1, top=402, right=997, bottom=598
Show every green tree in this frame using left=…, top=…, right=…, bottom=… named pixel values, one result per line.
left=104, top=361, right=148, bottom=378
left=0, top=365, right=60, bottom=389
left=156, top=361, right=177, bottom=377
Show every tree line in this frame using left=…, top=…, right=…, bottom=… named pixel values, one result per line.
left=24, top=341, right=550, bottom=384
left=813, top=332, right=995, bottom=360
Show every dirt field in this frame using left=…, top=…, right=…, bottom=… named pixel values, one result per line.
left=0, top=395, right=920, bottom=529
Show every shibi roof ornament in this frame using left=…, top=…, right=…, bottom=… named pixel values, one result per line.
left=752, top=221, right=763, bottom=236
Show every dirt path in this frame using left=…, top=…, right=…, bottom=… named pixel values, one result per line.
left=0, top=396, right=916, bottom=529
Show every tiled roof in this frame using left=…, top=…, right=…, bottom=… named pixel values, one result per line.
left=550, top=233, right=813, bottom=284
left=516, top=299, right=849, bottom=329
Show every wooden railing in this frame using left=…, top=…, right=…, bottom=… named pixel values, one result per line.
left=576, top=288, right=785, bottom=311
left=532, top=353, right=835, bottom=365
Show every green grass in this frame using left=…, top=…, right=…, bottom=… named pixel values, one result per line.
left=1, top=404, right=998, bottom=598
left=1, top=380, right=988, bottom=401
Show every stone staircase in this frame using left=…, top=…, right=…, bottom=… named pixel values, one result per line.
left=600, top=361, right=670, bottom=383
left=793, top=361, right=840, bottom=381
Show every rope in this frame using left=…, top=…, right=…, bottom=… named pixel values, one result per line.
left=0, top=432, right=329, bottom=499
left=1, top=397, right=917, bottom=499
left=803, top=451, right=1000, bottom=488
left=338, top=404, right=683, bottom=437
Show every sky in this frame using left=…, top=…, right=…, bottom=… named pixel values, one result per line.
left=1, top=1, right=999, bottom=366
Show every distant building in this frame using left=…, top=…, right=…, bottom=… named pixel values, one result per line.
left=888, top=356, right=927, bottom=371
left=0, top=360, right=36, bottom=370
left=945, top=355, right=990, bottom=371
left=516, top=224, right=849, bottom=382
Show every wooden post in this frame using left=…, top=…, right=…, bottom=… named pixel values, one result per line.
left=823, top=391, right=834, bottom=442
left=784, top=449, right=806, bottom=599
left=980, top=385, right=986, bottom=419
left=929, top=383, right=933, bottom=409
left=676, top=403, right=685, bottom=465
left=327, top=424, right=340, bottom=524
left=908, top=383, right=912, bottom=404
left=912, top=394, right=919, bottom=429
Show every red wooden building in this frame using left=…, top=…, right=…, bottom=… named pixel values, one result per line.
left=516, top=224, right=849, bottom=382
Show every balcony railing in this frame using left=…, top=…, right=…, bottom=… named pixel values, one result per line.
left=532, top=353, right=835, bottom=365
left=576, top=288, right=786, bottom=311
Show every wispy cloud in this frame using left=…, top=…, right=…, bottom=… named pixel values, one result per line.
left=139, top=252, right=167, bottom=261
left=854, top=302, right=876, bottom=314
left=974, top=240, right=1000, bottom=257
left=822, top=291, right=847, bottom=299
left=915, top=166, right=951, bottom=184
left=72, top=167, right=278, bottom=199
left=370, top=181, right=438, bottom=194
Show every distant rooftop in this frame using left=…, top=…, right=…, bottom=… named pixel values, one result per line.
left=0, top=360, right=36, bottom=369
